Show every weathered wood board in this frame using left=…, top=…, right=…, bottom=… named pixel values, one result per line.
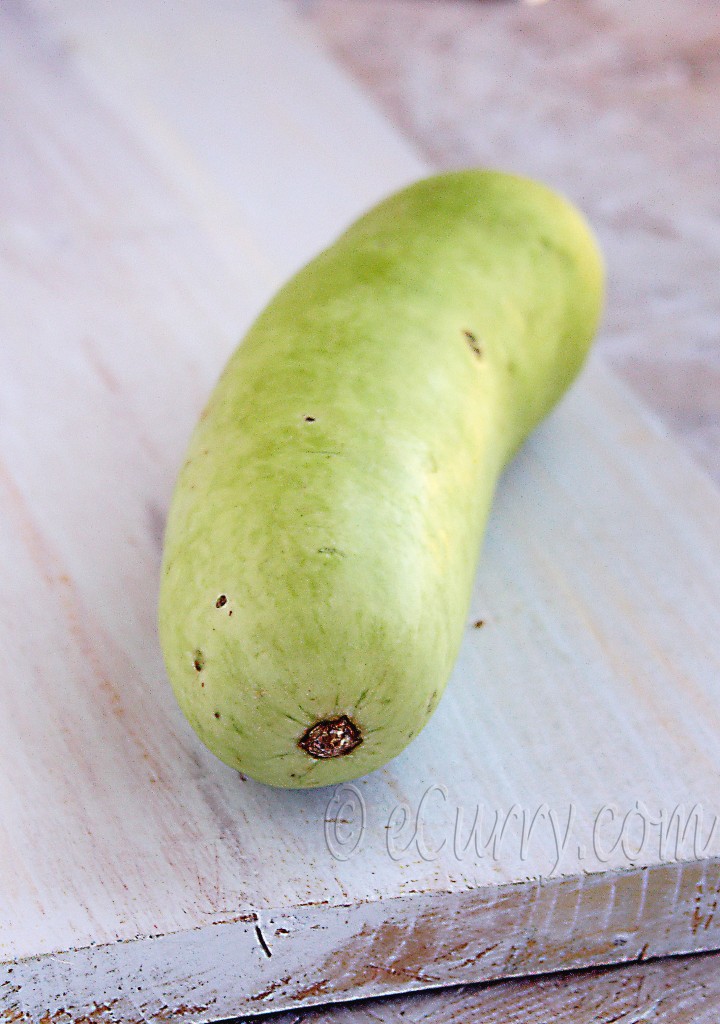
left=248, top=950, right=720, bottom=1024
left=1, top=1, right=719, bottom=1021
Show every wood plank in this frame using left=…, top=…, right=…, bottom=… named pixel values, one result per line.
left=0, top=1, right=719, bottom=1020
left=245, top=950, right=720, bottom=1024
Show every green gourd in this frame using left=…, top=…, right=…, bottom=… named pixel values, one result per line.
left=158, top=170, right=603, bottom=788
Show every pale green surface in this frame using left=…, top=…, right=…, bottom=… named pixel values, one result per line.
left=158, top=170, right=603, bottom=788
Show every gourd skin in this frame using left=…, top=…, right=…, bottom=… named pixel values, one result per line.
left=158, top=170, right=603, bottom=788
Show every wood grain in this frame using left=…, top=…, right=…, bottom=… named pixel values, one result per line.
left=0, top=1, right=719, bottom=1021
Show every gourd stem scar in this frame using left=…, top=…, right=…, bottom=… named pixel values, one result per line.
left=299, top=715, right=363, bottom=759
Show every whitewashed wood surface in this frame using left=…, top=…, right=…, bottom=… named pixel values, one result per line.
left=1, top=1, right=719, bottom=1022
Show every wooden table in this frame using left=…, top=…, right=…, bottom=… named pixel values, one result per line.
left=1, top=1, right=719, bottom=1021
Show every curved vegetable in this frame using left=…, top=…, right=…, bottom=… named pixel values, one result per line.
left=158, top=169, right=604, bottom=788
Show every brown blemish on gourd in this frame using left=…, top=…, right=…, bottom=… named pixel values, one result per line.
left=463, top=329, right=482, bottom=357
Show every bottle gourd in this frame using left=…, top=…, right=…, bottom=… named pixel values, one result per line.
left=158, top=170, right=604, bottom=788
